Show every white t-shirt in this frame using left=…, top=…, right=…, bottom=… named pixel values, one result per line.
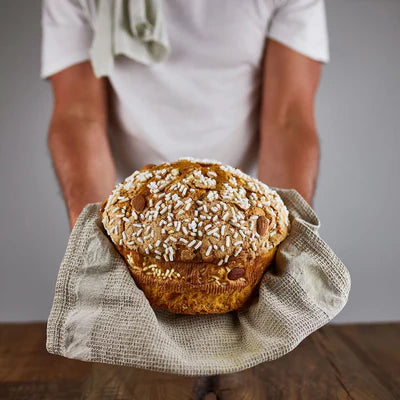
left=41, top=0, right=329, bottom=182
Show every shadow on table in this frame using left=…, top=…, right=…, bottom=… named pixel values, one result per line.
left=80, top=363, right=265, bottom=400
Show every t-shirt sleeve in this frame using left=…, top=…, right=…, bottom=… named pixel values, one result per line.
left=267, top=0, right=329, bottom=63
left=40, top=0, right=94, bottom=79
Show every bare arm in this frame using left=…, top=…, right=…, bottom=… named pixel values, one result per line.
left=258, top=40, right=323, bottom=206
left=48, top=61, right=116, bottom=229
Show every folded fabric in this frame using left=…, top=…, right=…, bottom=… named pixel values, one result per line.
left=89, top=0, right=170, bottom=77
left=46, top=188, right=350, bottom=376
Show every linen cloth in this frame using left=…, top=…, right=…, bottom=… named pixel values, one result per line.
left=46, top=188, right=350, bottom=376
left=89, top=0, right=170, bottom=77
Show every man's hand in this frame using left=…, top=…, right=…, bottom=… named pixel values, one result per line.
left=258, top=39, right=323, bottom=206
left=48, top=61, right=116, bottom=229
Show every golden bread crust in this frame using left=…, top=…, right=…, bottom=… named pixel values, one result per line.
left=101, top=157, right=290, bottom=314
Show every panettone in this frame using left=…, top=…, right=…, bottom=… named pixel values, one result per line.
left=101, top=157, right=290, bottom=314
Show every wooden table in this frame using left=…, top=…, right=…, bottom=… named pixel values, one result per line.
left=0, top=323, right=398, bottom=399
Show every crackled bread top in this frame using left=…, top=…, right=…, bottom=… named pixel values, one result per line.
left=102, top=157, right=290, bottom=266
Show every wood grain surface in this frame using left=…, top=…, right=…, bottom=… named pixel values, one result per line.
left=0, top=322, right=398, bottom=399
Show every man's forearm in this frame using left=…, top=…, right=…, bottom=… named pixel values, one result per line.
left=48, top=116, right=116, bottom=228
left=257, top=122, right=320, bottom=206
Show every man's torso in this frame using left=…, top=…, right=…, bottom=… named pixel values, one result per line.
left=82, top=0, right=275, bottom=181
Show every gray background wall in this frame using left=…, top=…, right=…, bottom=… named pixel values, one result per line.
left=0, top=0, right=399, bottom=323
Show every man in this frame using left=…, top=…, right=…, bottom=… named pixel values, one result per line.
left=42, top=2, right=329, bottom=396
left=42, top=0, right=328, bottom=230
left=42, top=0, right=329, bottom=227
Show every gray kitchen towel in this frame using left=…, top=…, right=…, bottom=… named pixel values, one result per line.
left=46, top=188, right=350, bottom=376
left=89, top=0, right=170, bottom=78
